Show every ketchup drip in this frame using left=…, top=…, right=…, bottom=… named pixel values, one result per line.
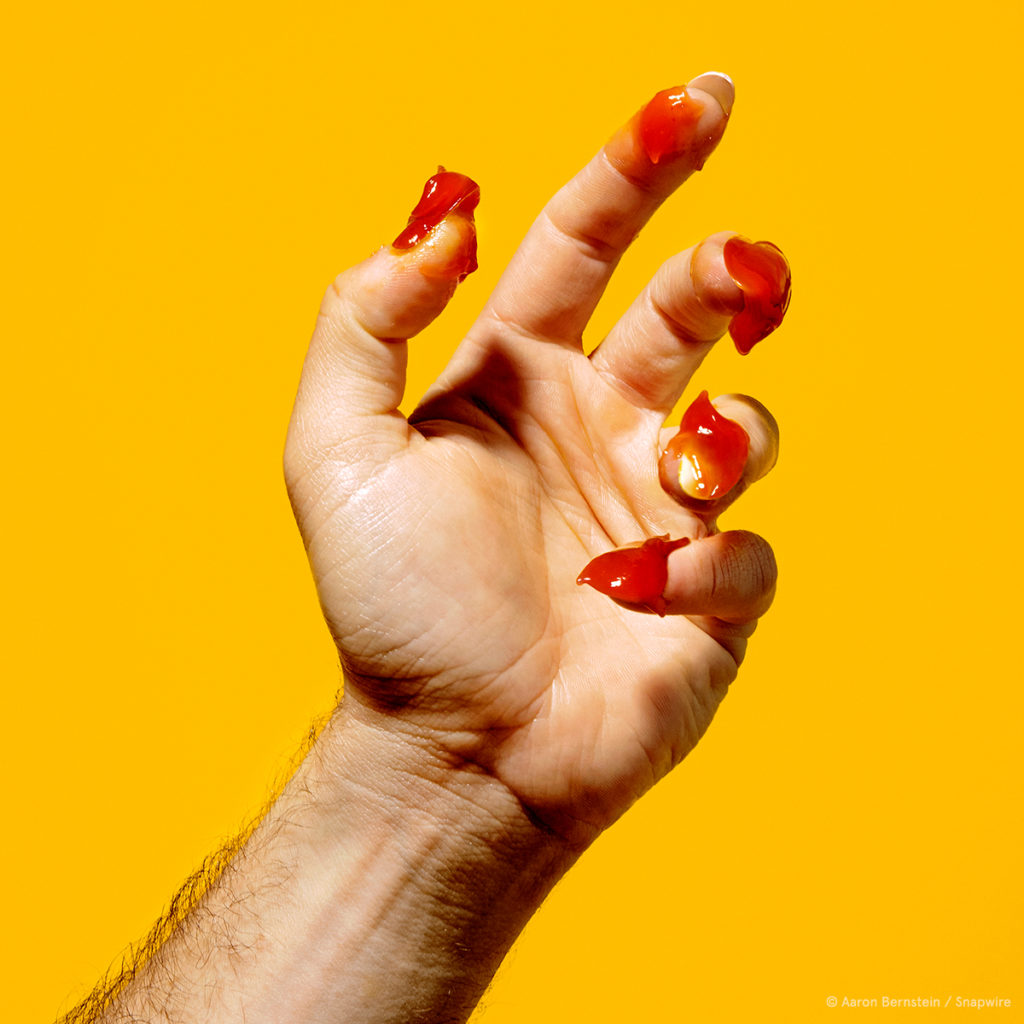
left=659, top=391, right=749, bottom=505
left=638, top=86, right=704, bottom=164
left=723, top=236, right=792, bottom=354
left=392, top=168, right=481, bottom=279
left=576, top=535, right=691, bottom=616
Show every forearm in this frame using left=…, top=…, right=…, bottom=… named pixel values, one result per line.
left=95, top=702, right=577, bottom=1024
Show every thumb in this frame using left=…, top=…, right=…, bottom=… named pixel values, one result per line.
left=287, top=169, right=479, bottom=477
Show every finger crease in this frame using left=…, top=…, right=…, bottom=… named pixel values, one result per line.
left=542, top=208, right=622, bottom=266
left=599, top=149, right=662, bottom=199
left=484, top=306, right=581, bottom=350
left=648, top=290, right=721, bottom=348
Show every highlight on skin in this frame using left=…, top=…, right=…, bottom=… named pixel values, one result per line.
left=391, top=167, right=481, bottom=281
left=637, top=86, right=705, bottom=164
left=603, top=74, right=731, bottom=184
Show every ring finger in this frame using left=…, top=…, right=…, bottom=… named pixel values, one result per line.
left=657, top=392, right=780, bottom=523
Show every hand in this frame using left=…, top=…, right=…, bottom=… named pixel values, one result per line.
left=285, top=72, right=784, bottom=847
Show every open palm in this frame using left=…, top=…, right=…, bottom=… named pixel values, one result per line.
left=286, top=73, right=782, bottom=845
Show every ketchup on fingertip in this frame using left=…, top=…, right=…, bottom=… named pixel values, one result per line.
left=392, top=167, right=481, bottom=278
left=723, top=237, right=792, bottom=354
left=637, top=87, right=704, bottom=164
left=659, top=391, right=750, bottom=506
left=576, top=536, right=691, bottom=616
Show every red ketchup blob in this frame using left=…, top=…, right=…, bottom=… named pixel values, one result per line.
left=392, top=167, right=481, bottom=279
left=723, top=236, right=792, bottom=354
left=659, top=391, right=750, bottom=506
left=638, top=86, right=704, bottom=164
left=576, top=535, right=691, bottom=616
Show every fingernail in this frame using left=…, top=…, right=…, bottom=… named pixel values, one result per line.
left=637, top=85, right=705, bottom=164
left=659, top=391, right=750, bottom=505
left=722, top=237, right=792, bottom=354
left=686, top=71, right=735, bottom=117
left=392, top=167, right=481, bottom=279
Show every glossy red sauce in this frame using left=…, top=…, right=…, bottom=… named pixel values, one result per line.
left=638, top=86, right=703, bottom=164
left=659, top=391, right=749, bottom=504
left=392, top=168, right=481, bottom=278
left=723, top=236, right=792, bottom=354
left=576, top=535, right=691, bottom=616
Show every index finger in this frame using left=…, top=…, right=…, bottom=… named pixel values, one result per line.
left=477, top=72, right=734, bottom=345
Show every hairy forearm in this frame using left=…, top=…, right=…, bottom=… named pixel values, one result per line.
left=75, top=703, right=577, bottom=1024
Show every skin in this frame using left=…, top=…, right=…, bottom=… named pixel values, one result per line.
left=72, top=71, right=783, bottom=1024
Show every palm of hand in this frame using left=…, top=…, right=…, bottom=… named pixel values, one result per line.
left=294, top=332, right=737, bottom=840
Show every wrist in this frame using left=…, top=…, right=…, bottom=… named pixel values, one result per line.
left=278, top=698, right=579, bottom=1022
left=317, top=693, right=580, bottom=884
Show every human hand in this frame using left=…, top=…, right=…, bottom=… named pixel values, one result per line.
left=285, top=73, right=787, bottom=847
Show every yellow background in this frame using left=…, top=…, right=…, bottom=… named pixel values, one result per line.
left=5, top=0, right=1022, bottom=1020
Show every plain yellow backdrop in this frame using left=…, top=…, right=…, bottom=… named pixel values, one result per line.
left=4, top=0, right=1022, bottom=1020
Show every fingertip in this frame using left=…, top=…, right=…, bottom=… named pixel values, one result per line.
left=686, top=71, right=735, bottom=118
left=656, top=392, right=780, bottom=518
left=606, top=78, right=731, bottom=180
left=692, top=232, right=793, bottom=355
left=665, top=530, right=777, bottom=622
left=690, top=232, right=745, bottom=317
left=722, top=236, right=793, bottom=354
left=710, top=393, right=780, bottom=484
left=390, top=167, right=480, bottom=283
left=391, top=214, right=479, bottom=284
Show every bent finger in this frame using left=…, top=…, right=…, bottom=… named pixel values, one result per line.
left=477, top=72, right=734, bottom=345
left=664, top=530, right=777, bottom=623
left=287, top=170, right=479, bottom=475
left=658, top=392, right=780, bottom=519
left=592, top=232, right=792, bottom=414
